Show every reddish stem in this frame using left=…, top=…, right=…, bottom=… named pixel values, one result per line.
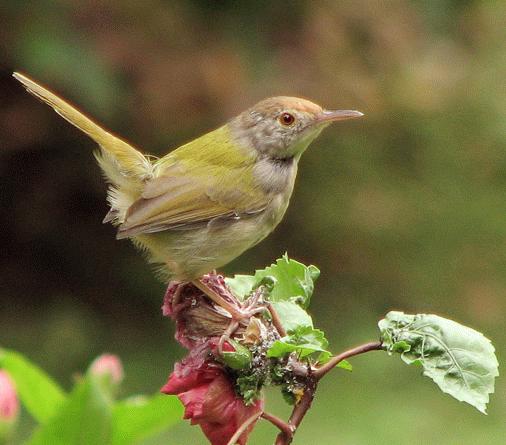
left=274, top=374, right=317, bottom=445
left=262, top=411, right=294, bottom=438
left=273, top=341, right=383, bottom=445
left=314, top=341, right=383, bottom=379
left=267, top=303, right=287, bottom=337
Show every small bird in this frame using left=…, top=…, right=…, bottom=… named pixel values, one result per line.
left=13, top=72, right=362, bottom=316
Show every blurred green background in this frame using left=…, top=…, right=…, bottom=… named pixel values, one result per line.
left=1, top=1, right=505, bottom=443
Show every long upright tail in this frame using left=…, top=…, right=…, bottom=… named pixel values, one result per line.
left=13, top=72, right=151, bottom=178
left=13, top=72, right=153, bottom=224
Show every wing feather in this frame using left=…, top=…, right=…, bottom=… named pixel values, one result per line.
left=116, top=129, right=266, bottom=239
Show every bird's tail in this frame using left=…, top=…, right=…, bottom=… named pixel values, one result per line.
left=13, top=72, right=153, bottom=224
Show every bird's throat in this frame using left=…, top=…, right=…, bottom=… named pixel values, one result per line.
left=252, top=155, right=298, bottom=195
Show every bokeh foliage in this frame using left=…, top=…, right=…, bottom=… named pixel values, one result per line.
left=0, top=1, right=505, bottom=443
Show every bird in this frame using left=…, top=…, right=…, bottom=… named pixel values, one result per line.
left=13, top=72, right=363, bottom=317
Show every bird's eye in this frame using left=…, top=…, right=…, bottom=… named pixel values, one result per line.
left=279, top=112, right=295, bottom=126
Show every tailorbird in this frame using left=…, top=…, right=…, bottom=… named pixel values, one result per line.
left=13, top=72, right=363, bottom=314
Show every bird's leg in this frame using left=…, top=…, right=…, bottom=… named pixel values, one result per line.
left=192, top=279, right=267, bottom=350
left=191, top=279, right=244, bottom=320
left=193, top=278, right=242, bottom=350
left=218, top=319, right=240, bottom=354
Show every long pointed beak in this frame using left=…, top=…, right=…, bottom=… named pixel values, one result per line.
left=317, top=109, right=364, bottom=124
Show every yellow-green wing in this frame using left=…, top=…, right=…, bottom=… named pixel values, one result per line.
left=116, top=126, right=265, bottom=238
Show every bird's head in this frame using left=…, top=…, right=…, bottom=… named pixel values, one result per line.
left=230, top=96, right=363, bottom=160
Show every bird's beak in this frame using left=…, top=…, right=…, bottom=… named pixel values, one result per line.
left=316, top=109, right=364, bottom=124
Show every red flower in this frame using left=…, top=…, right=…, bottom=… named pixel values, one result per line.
left=162, top=342, right=263, bottom=445
left=161, top=276, right=267, bottom=444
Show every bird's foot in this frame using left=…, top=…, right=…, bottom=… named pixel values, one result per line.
left=191, top=278, right=271, bottom=350
left=217, top=319, right=240, bottom=354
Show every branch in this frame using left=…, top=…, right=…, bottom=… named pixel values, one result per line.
left=274, top=341, right=383, bottom=445
left=274, top=373, right=317, bottom=445
left=226, top=411, right=263, bottom=445
left=261, top=411, right=294, bottom=438
left=267, top=302, right=287, bottom=337
left=314, top=341, right=383, bottom=379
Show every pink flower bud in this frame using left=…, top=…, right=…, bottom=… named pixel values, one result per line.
left=0, top=371, right=19, bottom=423
left=89, top=354, right=124, bottom=384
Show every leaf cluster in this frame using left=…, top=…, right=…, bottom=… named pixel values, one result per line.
left=0, top=350, right=182, bottom=445
left=228, top=258, right=499, bottom=416
left=227, top=255, right=348, bottom=403
left=227, top=254, right=330, bottom=362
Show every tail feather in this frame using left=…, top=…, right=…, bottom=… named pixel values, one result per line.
left=13, top=72, right=153, bottom=224
left=12, top=72, right=152, bottom=180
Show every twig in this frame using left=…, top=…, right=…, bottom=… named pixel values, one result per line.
left=262, top=411, right=294, bottom=438
left=274, top=373, right=317, bottom=445
left=226, top=411, right=263, bottom=445
left=267, top=302, right=287, bottom=337
left=274, top=341, right=383, bottom=445
left=314, top=341, right=382, bottom=379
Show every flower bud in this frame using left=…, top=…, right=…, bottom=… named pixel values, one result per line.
left=218, top=339, right=252, bottom=371
left=0, top=371, right=19, bottom=440
left=89, top=354, right=124, bottom=385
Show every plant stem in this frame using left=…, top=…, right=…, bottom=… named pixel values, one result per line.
left=226, top=411, right=263, bottom=445
left=274, top=341, right=383, bottom=445
left=262, top=411, right=294, bottom=438
left=314, top=341, right=383, bottom=379
left=274, top=374, right=317, bottom=445
left=267, top=303, right=287, bottom=337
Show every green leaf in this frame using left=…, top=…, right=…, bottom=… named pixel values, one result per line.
left=316, top=351, right=332, bottom=364
left=337, top=360, right=353, bottom=372
left=315, top=353, right=352, bottom=370
left=267, top=327, right=330, bottom=359
left=111, top=394, right=182, bottom=445
left=225, top=274, right=257, bottom=300
left=236, top=374, right=262, bottom=406
left=226, top=255, right=320, bottom=335
left=256, top=254, right=320, bottom=308
left=0, top=349, right=66, bottom=424
left=27, top=376, right=112, bottom=445
left=391, top=340, right=411, bottom=353
left=379, top=311, right=499, bottom=414
left=271, top=301, right=313, bottom=332
left=226, top=254, right=320, bottom=308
